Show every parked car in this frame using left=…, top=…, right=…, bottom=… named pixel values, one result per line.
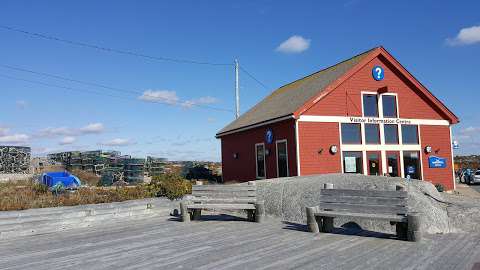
left=468, top=170, right=480, bottom=185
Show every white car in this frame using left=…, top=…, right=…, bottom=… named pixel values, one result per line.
left=470, top=170, right=480, bottom=185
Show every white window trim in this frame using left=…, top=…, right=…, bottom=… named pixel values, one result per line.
left=255, top=143, right=266, bottom=179
left=380, top=92, right=399, bottom=118
left=275, top=139, right=289, bottom=178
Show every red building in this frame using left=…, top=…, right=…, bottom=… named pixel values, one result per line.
left=216, top=47, right=459, bottom=190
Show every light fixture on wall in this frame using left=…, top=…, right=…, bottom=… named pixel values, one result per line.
left=233, top=153, right=239, bottom=159
left=424, top=146, right=432, bottom=154
left=330, top=145, right=338, bottom=154
left=265, top=149, right=270, bottom=156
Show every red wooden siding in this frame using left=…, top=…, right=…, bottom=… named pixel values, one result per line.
left=420, top=125, right=454, bottom=190
left=298, top=122, right=342, bottom=175
left=304, top=55, right=447, bottom=120
left=220, top=119, right=297, bottom=182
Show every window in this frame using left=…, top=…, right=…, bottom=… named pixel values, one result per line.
left=386, top=152, right=400, bottom=177
left=276, top=140, right=289, bottom=178
left=403, top=151, right=421, bottom=180
left=341, top=123, right=362, bottom=144
left=365, top=124, right=380, bottom=144
left=402, top=125, right=419, bottom=144
left=363, top=94, right=378, bottom=117
left=367, top=152, right=381, bottom=176
left=382, top=95, right=397, bottom=118
left=343, top=151, right=363, bottom=174
left=384, top=124, right=399, bottom=144
left=255, top=144, right=265, bottom=179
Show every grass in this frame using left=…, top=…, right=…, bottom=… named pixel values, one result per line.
left=0, top=172, right=193, bottom=211
left=0, top=180, right=154, bottom=211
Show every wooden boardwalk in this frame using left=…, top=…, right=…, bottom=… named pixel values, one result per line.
left=0, top=214, right=479, bottom=270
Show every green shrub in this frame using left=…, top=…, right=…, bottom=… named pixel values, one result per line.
left=146, top=173, right=192, bottom=200
left=434, top=183, right=445, bottom=193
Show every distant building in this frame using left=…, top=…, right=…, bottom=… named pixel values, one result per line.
left=217, top=47, right=458, bottom=190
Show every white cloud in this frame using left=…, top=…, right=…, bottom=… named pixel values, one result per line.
left=0, top=134, right=29, bottom=144
left=182, top=96, right=219, bottom=108
left=99, top=138, right=134, bottom=146
left=16, top=100, right=28, bottom=109
left=59, top=136, right=76, bottom=145
left=38, top=123, right=105, bottom=137
left=276, top=35, right=311, bottom=53
left=79, top=123, right=104, bottom=134
left=139, top=90, right=179, bottom=104
left=446, top=25, right=480, bottom=46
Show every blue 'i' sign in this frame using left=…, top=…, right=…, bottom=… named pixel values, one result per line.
left=372, top=66, right=384, bottom=81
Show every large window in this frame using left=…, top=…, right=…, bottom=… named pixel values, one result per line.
left=384, top=124, right=399, bottom=144
left=341, top=123, right=362, bottom=144
left=363, top=94, right=378, bottom=117
left=402, top=125, right=419, bottom=144
left=382, top=95, right=397, bottom=118
left=255, top=144, right=265, bottom=179
left=365, top=124, right=380, bottom=144
left=343, top=151, right=363, bottom=174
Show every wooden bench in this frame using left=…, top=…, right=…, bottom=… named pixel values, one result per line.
left=305, top=185, right=421, bottom=241
left=179, top=183, right=265, bottom=223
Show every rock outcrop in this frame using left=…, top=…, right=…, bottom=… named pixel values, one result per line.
left=255, top=174, right=466, bottom=234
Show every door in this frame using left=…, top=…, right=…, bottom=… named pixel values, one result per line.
left=403, top=151, right=421, bottom=180
left=367, top=151, right=381, bottom=176
left=276, top=140, right=289, bottom=178
left=255, top=143, right=266, bottom=179
left=386, top=151, right=400, bottom=177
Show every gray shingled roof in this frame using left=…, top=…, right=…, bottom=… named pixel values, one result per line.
left=216, top=48, right=376, bottom=136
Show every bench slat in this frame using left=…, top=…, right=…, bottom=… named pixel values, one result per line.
left=315, top=211, right=407, bottom=222
left=192, top=185, right=256, bottom=191
left=186, top=203, right=256, bottom=210
left=320, top=189, right=407, bottom=198
left=191, top=191, right=256, bottom=197
left=319, top=195, right=406, bottom=207
left=318, top=202, right=407, bottom=215
left=191, top=198, right=256, bottom=204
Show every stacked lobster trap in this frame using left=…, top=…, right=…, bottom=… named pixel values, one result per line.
left=0, top=146, right=31, bottom=174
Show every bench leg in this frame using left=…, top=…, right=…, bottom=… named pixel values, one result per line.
left=396, top=222, right=408, bottom=240
left=180, top=202, right=190, bottom=222
left=192, top=209, right=202, bottom=220
left=321, top=217, right=334, bottom=233
left=306, top=207, right=319, bottom=233
left=255, top=201, right=265, bottom=223
left=407, top=213, right=422, bottom=242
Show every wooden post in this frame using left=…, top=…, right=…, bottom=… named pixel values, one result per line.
left=323, top=183, right=334, bottom=189
left=180, top=202, right=190, bottom=222
left=255, top=201, right=265, bottom=223
left=192, top=209, right=201, bottom=220
left=322, top=217, right=334, bottom=233
left=306, top=207, right=319, bottom=233
left=407, top=213, right=422, bottom=242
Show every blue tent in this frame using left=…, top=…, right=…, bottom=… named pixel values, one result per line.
left=40, top=172, right=81, bottom=188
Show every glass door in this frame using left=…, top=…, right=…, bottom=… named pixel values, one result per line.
left=255, top=143, right=266, bottom=179
left=276, top=140, right=289, bottom=178
left=403, top=151, right=421, bottom=180
left=367, top=151, right=381, bottom=176
left=386, top=151, right=400, bottom=177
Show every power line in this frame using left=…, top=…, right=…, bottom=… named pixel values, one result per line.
left=0, top=72, right=233, bottom=112
left=239, top=65, right=270, bottom=91
left=0, top=25, right=232, bottom=66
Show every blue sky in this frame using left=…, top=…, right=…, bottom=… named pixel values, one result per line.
left=0, top=0, right=479, bottom=161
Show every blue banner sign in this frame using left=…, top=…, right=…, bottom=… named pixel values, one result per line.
left=428, top=156, right=447, bottom=168
left=265, top=129, right=273, bottom=144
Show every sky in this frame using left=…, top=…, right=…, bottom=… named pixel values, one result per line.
left=0, top=0, right=479, bottom=161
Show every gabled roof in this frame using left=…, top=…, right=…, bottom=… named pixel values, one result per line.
left=216, top=46, right=459, bottom=137
left=216, top=48, right=376, bottom=136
